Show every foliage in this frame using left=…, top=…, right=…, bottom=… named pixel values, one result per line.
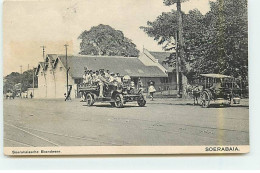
left=3, top=70, right=38, bottom=93
left=21, top=69, right=38, bottom=92
left=203, top=0, right=248, bottom=80
left=163, top=0, right=189, bottom=6
left=140, top=0, right=248, bottom=80
left=78, top=24, right=140, bottom=57
left=3, top=72, right=21, bottom=93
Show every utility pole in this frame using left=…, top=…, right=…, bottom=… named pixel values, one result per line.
left=175, top=32, right=180, bottom=97
left=28, top=64, right=29, bottom=71
left=20, top=65, right=23, bottom=97
left=20, top=65, right=23, bottom=74
left=40, top=45, right=47, bottom=97
left=40, top=45, right=46, bottom=61
left=64, top=44, right=69, bottom=98
left=32, top=67, right=35, bottom=97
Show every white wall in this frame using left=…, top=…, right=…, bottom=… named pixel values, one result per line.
left=54, top=59, right=75, bottom=99
left=37, top=66, right=47, bottom=98
left=35, top=59, right=76, bottom=99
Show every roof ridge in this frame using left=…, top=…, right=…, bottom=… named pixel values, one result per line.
left=58, top=54, right=138, bottom=59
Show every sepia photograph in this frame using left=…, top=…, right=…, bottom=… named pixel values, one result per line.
left=3, top=0, right=249, bottom=155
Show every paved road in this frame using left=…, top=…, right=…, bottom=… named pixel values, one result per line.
left=4, top=98, right=249, bottom=147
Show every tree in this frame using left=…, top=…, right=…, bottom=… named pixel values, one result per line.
left=21, top=69, right=38, bottom=92
left=78, top=24, right=140, bottom=57
left=163, top=0, right=190, bottom=73
left=3, top=70, right=38, bottom=93
left=202, top=0, right=248, bottom=79
left=144, top=0, right=190, bottom=97
left=140, top=8, right=206, bottom=88
left=3, top=72, right=21, bottom=93
left=141, top=0, right=248, bottom=81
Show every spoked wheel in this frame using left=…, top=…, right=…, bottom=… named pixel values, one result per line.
left=86, top=93, right=94, bottom=106
left=137, top=95, right=146, bottom=107
left=201, top=91, right=210, bottom=108
left=115, top=94, right=124, bottom=108
left=227, top=97, right=232, bottom=107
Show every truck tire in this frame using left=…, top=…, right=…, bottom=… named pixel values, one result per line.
left=86, top=93, right=94, bottom=106
left=137, top=95, right=146, bottom=107
left=115, top=94, right=124, bottom=108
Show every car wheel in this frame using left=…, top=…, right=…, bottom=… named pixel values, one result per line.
left=201, top=91, right=210, bottom=108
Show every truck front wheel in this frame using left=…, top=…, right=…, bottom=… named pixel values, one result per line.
left=86, top=93, right=94, bottom=106
left=137, top=95, right=146, bottom=107
left=115, top=94, right=124, bottom=108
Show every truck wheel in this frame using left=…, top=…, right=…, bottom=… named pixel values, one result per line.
left=137, top=95, right=146, bottom=107
left=201, top=91, right=210, bottom=108
left=115, top=94, right=124, bottom=108
left=86, top=93, right=94, bottom=106
left=92, top=93, right=97, bottom=104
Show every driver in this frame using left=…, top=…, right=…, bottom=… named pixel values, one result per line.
left=210, top=79, right=222, bottom=90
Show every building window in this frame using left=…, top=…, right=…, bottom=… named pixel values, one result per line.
left=60, top=67, right=63, bottom=71
left=41, top=72, right=43, bottom=76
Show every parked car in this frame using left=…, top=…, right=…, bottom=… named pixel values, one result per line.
left=199, top=74, right=235, bottom=108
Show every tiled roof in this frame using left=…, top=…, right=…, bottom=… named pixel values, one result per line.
left=149, top=51, right=176, bottom=72
left=58, top=55, right=167, bottom=78
left=149, top=51, right=172, bottom=65
left=35, top=62, right=45, bottom=75
left=47, top=54, right=58, bottom=62
left=39, top=62, right=45, bottom=67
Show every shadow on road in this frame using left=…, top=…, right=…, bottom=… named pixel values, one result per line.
left=82, top=104, right=146, bottom=109
left=147, top=102, right=249, bottom=109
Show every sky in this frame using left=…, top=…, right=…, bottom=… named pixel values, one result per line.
left=3, top=0, right=214, bottom=76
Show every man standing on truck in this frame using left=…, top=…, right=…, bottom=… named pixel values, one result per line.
left=105, top=70, right=110, bottom=80
left=98, top=72, right=108, bottom=98
left=82, top=70, right=88, bottom=85
left=85, top=70, right=92, bottom=85
left=109, top=72, right=116, bottom=83
left=116, top=73, right=122, bottom=84
left=92, top=71, right=99, bottom=84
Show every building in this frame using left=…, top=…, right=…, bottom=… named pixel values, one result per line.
left=34, top=52, right=177, bottom=99
left=139, top=48, right=178, bottom=92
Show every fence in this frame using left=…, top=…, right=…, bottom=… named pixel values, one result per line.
left=142, top=83, right=178, bottom=97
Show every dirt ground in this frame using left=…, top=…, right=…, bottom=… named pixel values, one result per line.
left=3, top=97, right=249, bottom=147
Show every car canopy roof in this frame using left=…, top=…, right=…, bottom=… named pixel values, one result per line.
left=200, top=73, right=232, bottom=78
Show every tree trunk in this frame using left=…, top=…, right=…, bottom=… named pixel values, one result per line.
left=175, top=33, right=181, bottom=97
left=176, top=0, right=188, bottom=98
left=177, top=0, right=184, bottom=69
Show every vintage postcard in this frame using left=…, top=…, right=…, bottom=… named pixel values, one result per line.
left=3, top=0, right=249, bottom=155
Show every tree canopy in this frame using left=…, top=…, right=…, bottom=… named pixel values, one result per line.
left=141, top=0, right=248, bottom=80
left=78, top=24, right=140, bottom=57
left=163, top=0, right=189, bottom=6
left=3, top=70, right=38, bottom=93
